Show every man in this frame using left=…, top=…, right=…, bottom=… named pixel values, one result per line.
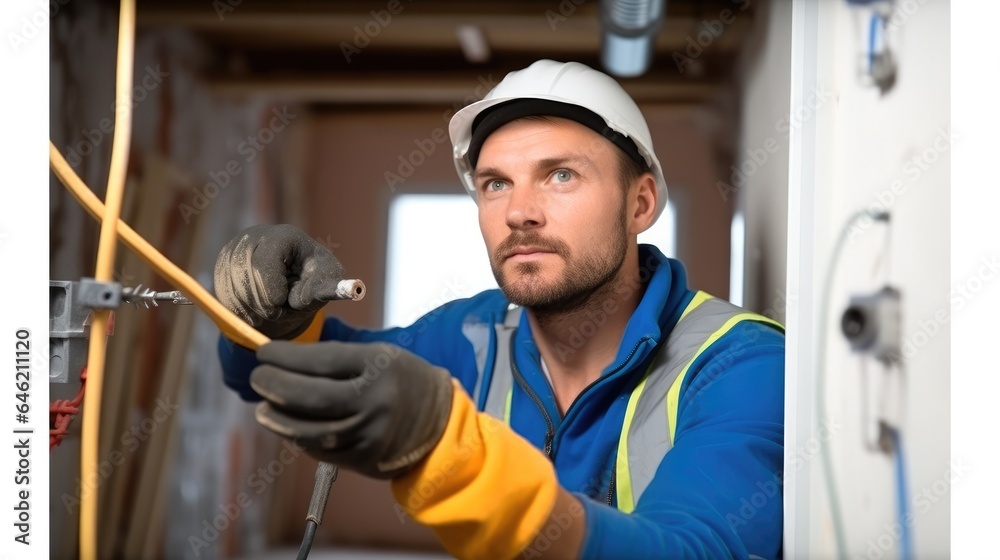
left=215, top=60, right=785, bottom=559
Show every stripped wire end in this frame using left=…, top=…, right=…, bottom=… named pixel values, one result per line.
left=122, top=285, right=194, bottom=308
left=333, top=279, right=366, bottom=302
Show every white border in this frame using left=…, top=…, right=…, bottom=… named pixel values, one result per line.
left=1, top=0, right=50, bottom=557
left=951, top=1, right=998, bottom=556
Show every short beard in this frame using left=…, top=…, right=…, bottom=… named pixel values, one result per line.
left=490, top=206, right=629, bottom=321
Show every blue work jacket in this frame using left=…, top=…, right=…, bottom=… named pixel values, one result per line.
left=218, top=244, right=785, bottom=559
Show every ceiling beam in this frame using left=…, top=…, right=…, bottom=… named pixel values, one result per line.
left=138, top=2, right=753, bottom=54
left=207, top=75, right=721, bottom=105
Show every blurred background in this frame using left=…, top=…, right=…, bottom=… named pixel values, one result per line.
left=47, top=0, right=950, bottom=558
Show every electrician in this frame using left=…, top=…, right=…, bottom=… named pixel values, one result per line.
left=215, top=60, right=785, bottom=560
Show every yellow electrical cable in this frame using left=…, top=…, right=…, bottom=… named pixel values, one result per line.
left=79, top=0, right=134, bottom=557
left=49, top=143, right=269, bottom=350
left=53, top=2, right=271, bottom=554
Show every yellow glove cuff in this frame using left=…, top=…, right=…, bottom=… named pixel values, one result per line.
left=291, top=312, right=324, bottom=343
left=391, top=379, right=559, bottom=560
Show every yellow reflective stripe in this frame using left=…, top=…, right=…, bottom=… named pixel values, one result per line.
left=503, top=386, right=513, bottom=425
left=679, top=290, right=712, bottom=322
left=658, top=290, right=713, bottom=450
left=615, top=368, right=652, bottom=514
left=615, top=291, right=713, bottom=512
left=666, top=313, right=785, bottom=445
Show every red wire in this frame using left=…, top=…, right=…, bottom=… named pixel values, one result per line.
left=50, top=365, right=88, bottom=451
left=50, top=312, right=112, bottom=451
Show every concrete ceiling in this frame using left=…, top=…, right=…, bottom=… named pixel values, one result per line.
left=135, top=0, right=755, bottom=106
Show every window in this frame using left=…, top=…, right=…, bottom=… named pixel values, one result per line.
left=384, top=195, right=678, bottom=328
left=730, top=210, right=745, bottom=307
left=638, top=200, right=677, bottom=258
left=384, top=195, right=498, bottom=328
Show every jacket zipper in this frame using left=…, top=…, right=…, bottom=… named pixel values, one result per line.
left=509, top=339, right=556, bottom=458
left=549, top=336, right=653, bottom=458
left=606, top=463, right=616, bottom=506
left=507, top=333, right=655, bottom=467
left=553, top=336, right=653, bottom=506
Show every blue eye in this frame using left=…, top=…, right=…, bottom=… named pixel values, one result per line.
left=553, top=170, right=573, bottom=183
left=487, top=180, right=507, bottom=192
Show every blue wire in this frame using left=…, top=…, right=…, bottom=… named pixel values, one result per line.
left=893, top=429, right=914, bottom=560
left=868, top=13, right=879, bottom=73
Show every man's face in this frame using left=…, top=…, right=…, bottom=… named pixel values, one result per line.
left=473, top=116, right=630, bottom=313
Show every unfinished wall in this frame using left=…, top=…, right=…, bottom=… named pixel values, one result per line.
left=49, top=4, right=305, bottom=558
left=784, top=1, right=951, bottom=558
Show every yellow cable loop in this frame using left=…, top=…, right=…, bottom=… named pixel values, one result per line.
left=59, top=0, right=258, bottom=560
left=52, top=3, right=271, bottom=554
left=55, top=139, right=269, bottom=556
left=49, top=144, right=269, bottom=350
left=53, top=144, right=273, bottom=556
left=79, top=1, right=135, bottom=557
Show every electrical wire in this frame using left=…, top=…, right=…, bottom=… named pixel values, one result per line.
left=49, top=144, right=269, bottom=351
left=79, top=1, right=135, bottom=557
left=868, top=13, right=879, bottom=74
left=52, top=102, right=344, bottom=560
left=50, top=366, right=88, bottom=450
left=52, top=141, right=347, bottom=559
left=891, top=428, right=913, bottom=560
left=297, top=461, right=339, bottom=559
left=815, top=209, right=890, bottom=560
left=50, top=6, right=336, bottom=558
left=51, top=144, right=342, bottom=555
left=296, top=520, right=319, bottom=560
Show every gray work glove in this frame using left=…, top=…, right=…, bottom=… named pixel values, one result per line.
left=214, top=224, right=344, bottom=339
left=250, top=340, right=455, bottom=479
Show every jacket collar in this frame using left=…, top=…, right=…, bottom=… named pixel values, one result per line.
left=514, top=244, right=692, bottom=377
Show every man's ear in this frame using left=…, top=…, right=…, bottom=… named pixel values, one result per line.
left=629, top=172, right=658, bottom=235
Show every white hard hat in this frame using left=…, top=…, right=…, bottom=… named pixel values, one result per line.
left=449, top=59, right=668, bottom=223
